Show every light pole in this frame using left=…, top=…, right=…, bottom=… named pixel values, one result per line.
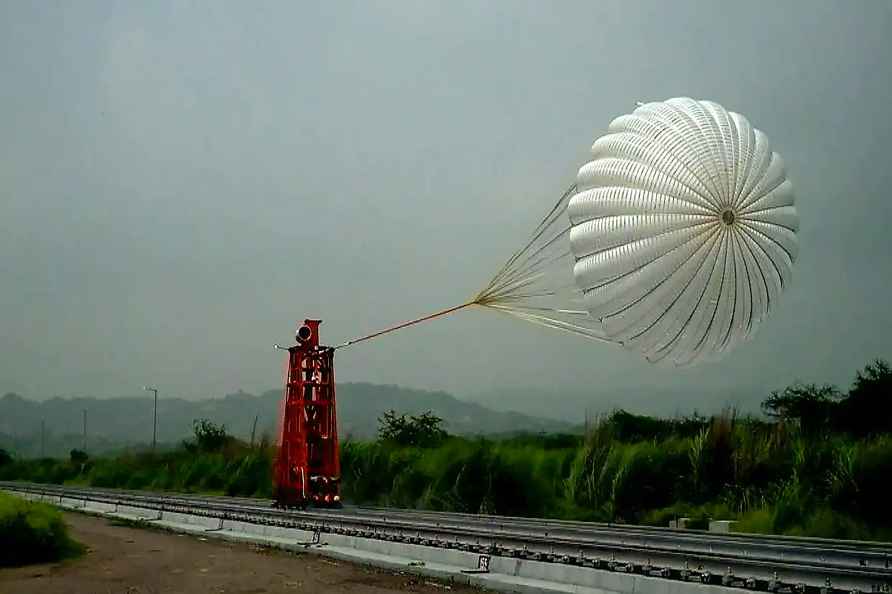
left=143, top=386, right=159, bottom=451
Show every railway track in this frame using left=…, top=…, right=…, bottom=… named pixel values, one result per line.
left=4, top=481, right=891, bottom=593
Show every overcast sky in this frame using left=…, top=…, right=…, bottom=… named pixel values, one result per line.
left=2, top=1, right=890, bottom=420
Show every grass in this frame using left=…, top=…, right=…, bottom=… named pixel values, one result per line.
left=0, top=491, right=83, bottom=567
left=0, top=447, right=274, bottom=498
left=2, top=410, right=891, bottom=542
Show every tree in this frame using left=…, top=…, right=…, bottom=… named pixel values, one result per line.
left=378, top=410, right=448, bottom=447
left=0, top=448, right=11, bottom=466
left=69, top=449, right=88, bottom=465
left=190, top=419, right=231, bottom=452
left=838, top=359, right=891, bottom=436
left=761, top=383, right=840, bottom=434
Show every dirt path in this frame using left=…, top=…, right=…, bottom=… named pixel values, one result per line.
left=0, top=512, right=479, bottom=594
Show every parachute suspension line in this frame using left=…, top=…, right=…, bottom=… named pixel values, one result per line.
left=333, top=301, right=476, bottom=350
left=470, top=181, right=610, bottom=342
left=484, top=305, right=610, bottom=341
left=475, top=183, right=577, bottom=301
left=335, top=181, right=610, bottom=351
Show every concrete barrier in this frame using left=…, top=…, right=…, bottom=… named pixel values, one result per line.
left=108, top=503, right=161, bottom=521
left=60, top=496, right=88, bottom=509
left=668, top=517, right=691, bottom=529
left=154, top=510, right=221, bottom=533
left=83, top=500, right=118, bottom=513
left=217, top=519, right=315, bottom=544
left=321, top=533, right=480, bottom=568
left=708, top=520, right=737, bottom=534
left=490, top=556, right=636, bottom=593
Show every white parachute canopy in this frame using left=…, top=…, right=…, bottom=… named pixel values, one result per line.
left=475, top=97, right=799, bottom=365
left=339, top=98, right=799, bottom=367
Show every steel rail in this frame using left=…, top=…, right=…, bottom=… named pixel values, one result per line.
left=10, top=481, right=887, bottom=567
left=3, top=481, right=890, bottom=593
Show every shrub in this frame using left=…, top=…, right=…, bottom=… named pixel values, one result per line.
left=190, top=419, right=233, bottom=452
left=0, top=492, right=82, bottom=567
left=69, top=449, right=88, bottom=465
left=378, top=410, right=448, bottom=447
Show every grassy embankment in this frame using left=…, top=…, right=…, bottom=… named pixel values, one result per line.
left=0, top=491, right=83, bottom=567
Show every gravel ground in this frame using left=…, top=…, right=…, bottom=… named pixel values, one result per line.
left=0, top=512, right=481, bottom=594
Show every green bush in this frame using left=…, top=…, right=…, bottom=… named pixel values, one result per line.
left=0, top=492, right=82, bottom=567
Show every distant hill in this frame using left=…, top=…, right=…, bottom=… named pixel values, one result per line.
left=471, top=385, right=760, bottom=422
left=0, top=384, right=573, bottom=458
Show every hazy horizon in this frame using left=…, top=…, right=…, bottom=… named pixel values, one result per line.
left=3, top=1, right=891, bottom=422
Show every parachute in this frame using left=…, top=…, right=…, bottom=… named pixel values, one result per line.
left=340, top=98, right=799, bottom=366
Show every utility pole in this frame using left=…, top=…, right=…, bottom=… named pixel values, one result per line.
left=40, top=420, right=45, bottom=458
left=250, top=414, right=259, bottom=448
left=82, top=409, right=87, bottom=452
left=143, top=386, right=159, bottom=451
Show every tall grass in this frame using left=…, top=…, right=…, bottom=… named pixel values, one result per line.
left=342, top=437, right=576, bottom=516
left=3, top=410, right=891, bottom=541
left=1, top=444, right=274, bottom=498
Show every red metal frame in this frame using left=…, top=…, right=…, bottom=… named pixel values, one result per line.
left=273, top=319, right=341, bottom=508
